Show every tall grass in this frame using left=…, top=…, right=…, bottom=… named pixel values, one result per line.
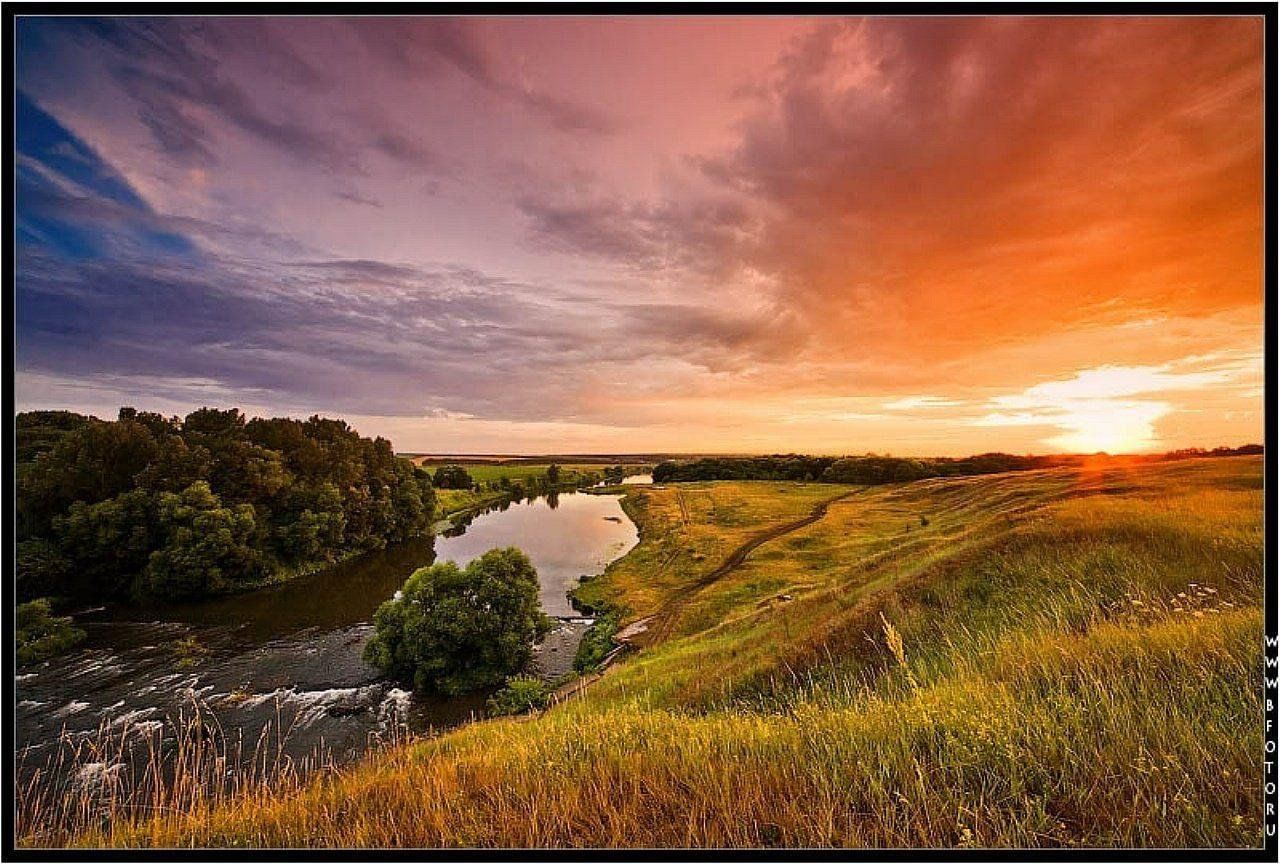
left=16, top=694, right=413, bottom=847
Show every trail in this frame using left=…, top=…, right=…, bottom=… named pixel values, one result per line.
left=550, top=487, right=862, bottom=705
left=642, top=488, right=864, bottom=645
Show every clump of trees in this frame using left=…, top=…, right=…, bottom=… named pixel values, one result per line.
left=16, top=599, right=86, bottom=666
left=653, top=455, right=836, bottom=483
left=432, top=464, right=475, bottom=490
left=652, top=446, right=1264, bottom=487
left=17, top=407, right=435, bottom=602
left=363, top=548, right=551, bottom=695
left=650, top=453, right=1060, bottom=484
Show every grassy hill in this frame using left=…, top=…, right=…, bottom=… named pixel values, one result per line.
left=44, top=457, right=1263, bottom=848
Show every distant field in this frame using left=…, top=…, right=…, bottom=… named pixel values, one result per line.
left=55, top=457, right=1264, bottom=849
left=463, top=463, right=607, bottom=483
left=403, top=454, right=674, bottom=466
left=429, top=463, right=646, bottom=517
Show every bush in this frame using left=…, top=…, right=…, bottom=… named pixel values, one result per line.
left=574, top=610, right=622, bottom=673
left=432, top=465, right=474, bottom=490
left=364, top=548, right=552, bottom=695
left=17, top=598, right=86, bottom=666
left=486, top=675, right=553, bottom=716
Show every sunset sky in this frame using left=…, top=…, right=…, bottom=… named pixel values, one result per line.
left=15, top=16, right=1265, bottom=455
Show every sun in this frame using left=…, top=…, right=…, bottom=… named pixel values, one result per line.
left=1046, top=401, right=1165, bottom=454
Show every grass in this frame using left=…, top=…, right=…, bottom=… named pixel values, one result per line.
left=24, top=456, right=1264, bottom=848
left=461, top=463, right=608, bottom=484
left=433, top=487, right=506, bottom=517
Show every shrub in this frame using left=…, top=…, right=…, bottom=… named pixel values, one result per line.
left=364, top=548, right=552, bottom=695
left=574, top=610, right=622, bottom=672
left=432, top=465, right=474, bottom=490
left=17, top=598, right=86, bottom=666
left=486, top=675, right=553, bottom=716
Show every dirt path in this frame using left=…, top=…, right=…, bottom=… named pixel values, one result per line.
left=550, top=486, right=862, bottom=705
left=643, top=488, right=864, bottom=644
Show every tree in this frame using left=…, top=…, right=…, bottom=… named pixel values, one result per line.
left=182, top=407, right=246, bottom=437
left=546, top=463, right=561, bottom=485
left=432, top=464, right=474, bottom=490
left=364, top=548, right=551, bottom=695
left=15, top=406, right=436, bottom=602
left=56, top=490, right=159, bottom=597
left=143, top=481, right=263, bottom=598
left=17, top=418, right=159, bottom=537
left=16, top=540, right=70, bottom=602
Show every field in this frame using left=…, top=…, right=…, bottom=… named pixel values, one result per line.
left=425, top=463, right=617, bottom=517
left=32, top=457, right=1264, bottom=848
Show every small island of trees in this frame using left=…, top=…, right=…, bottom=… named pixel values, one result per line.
left=364, top=547, right=552, bottom=696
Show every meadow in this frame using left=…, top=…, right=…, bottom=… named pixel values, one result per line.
left=24, top=456, right=1264, bottom=849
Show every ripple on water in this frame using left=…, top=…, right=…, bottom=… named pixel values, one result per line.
left=52, top=701, right=90, bottom=719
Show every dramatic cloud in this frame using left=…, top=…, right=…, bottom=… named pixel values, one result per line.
left=14, top=16, right=1265, bottom=454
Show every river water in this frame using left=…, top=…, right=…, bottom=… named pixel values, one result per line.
left=15, top=488, right=639, bottom=791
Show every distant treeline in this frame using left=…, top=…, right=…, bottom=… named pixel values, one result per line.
left=17, top=408, right=436, bottom=602
left=651, top=445, right=1264, bottom=486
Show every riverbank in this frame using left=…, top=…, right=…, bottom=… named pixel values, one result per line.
left=15, top=486, right=639, bottom=845
left=28, top=457, right=1265, bottom=848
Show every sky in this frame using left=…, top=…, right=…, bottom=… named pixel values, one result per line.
left=14, top=16, right=1265, bottom=455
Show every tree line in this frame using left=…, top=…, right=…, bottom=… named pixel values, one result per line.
left=651, top=445, right=1264, bottom=485
left=17, top=408, right=436, bottom=602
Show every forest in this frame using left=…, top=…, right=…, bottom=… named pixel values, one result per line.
left=16, top=408, right=436, bottom=602
left=651, top=446, right=1264, bottom=485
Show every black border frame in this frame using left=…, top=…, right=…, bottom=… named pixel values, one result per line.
left=2, top=3, right=1276, bottom=861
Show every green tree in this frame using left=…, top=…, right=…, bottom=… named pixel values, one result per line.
left=143, top=481, right=263, bottom=598
left=17, top=418, right=158, bottom=537
left=364, top=548, right=551, bottom=695
left=546, top=463, right=561, bottom=485
left=56, top=490, right=159, bottom=598
left=15, top=407, right=436, bottom=602
left=432, top=464, right=474, bottom=490
left=15, top=540, right=71, bottom=602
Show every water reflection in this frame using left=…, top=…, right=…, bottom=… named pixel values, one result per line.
left=116, top=536, right=438, bottom=643
left=434, top=492, right=637, bottom=617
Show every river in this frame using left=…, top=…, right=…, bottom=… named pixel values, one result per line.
left=15, top=486, right=640, bottom=794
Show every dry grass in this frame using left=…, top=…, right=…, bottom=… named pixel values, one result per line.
left=23, top=456, right=1264, bottom=849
